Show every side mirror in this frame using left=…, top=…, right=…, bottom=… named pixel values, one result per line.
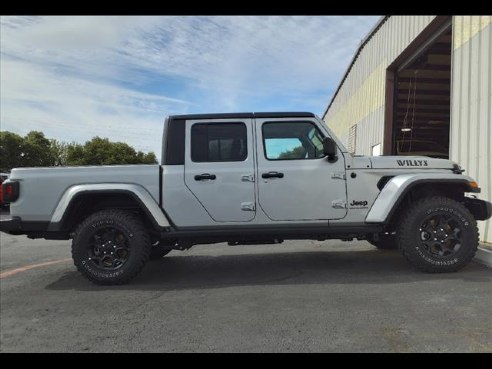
left=323, top=137, right=338, bottom=161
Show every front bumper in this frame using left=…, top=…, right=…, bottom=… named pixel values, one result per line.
left=464, top=198, right=492, bottom=221
left=0, top=216, right=22, bottom=234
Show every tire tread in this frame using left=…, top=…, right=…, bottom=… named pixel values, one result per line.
left=72, top=209, right=151, bottom=285
left=397, top=196, right=479, bottom=273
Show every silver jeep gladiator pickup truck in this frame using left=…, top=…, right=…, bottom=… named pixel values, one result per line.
left=1, top=112, right=491, bottom=284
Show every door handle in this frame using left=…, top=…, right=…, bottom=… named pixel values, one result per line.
left=194, top=173, right=216, bottom=181
left=261, top=171, right=284, bottom=179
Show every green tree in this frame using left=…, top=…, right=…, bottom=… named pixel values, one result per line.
left=136, top=151, right=157, bottom=164
left=65, top=137, right=158, bottom=166
left=0, top=131, right=24, bottom=171
left=0, top=130, right=55, bottom=170
left=278, top=146, right=306, bottom=160
left=49, top=139, right=69, bottom=166
left=65, top=142, right=85, bottom=166
left=0, top=130, right=158, bottom=170
left=22, top=131, right=55, bottom=167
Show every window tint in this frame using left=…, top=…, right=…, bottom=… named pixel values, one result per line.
left=262, top=122, right=326, bottom=160
left=191, top=123, right=247, bottom=162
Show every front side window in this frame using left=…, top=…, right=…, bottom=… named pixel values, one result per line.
left=191, top=123, right=247, bottom=162
left=262, top=122, right=326, bottom=160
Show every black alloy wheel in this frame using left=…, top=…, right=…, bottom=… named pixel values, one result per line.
left=72, top=209, right=152, bottom=285
left=397, top=196, right=478, bottom=273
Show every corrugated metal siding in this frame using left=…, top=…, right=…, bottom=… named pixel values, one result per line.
left=450, top=16, right=492, bottom=242
left=355, top=106, right=385, bottom=155
left=324, top=15, right=492, bottom=242
left=324, top=16, right=436, bottom=148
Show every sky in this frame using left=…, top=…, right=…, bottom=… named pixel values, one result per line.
left=0, top=16, right=380, bottom=159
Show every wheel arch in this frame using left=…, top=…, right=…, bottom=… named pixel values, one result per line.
left=366, top=173, right=480, bottom=227
left=48, top=184, right=171, bottom=234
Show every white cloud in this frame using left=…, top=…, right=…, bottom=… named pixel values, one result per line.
left=0, top=16, right=379, bottom=158
left=0, top=57, right=189, bottom=154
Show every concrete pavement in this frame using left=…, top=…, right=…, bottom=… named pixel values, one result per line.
left=1, top=228, right=491, bottom=352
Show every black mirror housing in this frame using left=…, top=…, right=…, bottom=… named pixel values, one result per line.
left=323, top=137, right=338, bottom=161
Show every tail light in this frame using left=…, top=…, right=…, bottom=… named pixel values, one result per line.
left=2, top=181, right=19, bottom=202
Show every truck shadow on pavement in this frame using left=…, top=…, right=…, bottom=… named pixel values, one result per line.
left=45, top=249, right=491, bottom=291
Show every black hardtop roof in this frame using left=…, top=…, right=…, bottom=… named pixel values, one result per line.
left=169, top=112, right=316, bottom=120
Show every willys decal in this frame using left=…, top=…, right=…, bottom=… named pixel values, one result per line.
left=397, top=159, right=428, bottom=167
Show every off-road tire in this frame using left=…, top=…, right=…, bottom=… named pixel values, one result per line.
left=367, top=233, right=398, bottom=249
left=72, top=209, right=151, bottom=285
left=397, top=196, right=478, bottom=273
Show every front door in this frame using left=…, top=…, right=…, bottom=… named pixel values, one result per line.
left=184, top=119, right=256, bottom=222
left=255, top=118, right=347, bottom=221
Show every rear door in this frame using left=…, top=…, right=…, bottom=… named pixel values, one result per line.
left=184, top=119, right=256, bottom=222
left=255, top=118, right=347, bottom=221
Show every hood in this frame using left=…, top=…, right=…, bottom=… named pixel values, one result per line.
left=369, top=156, right=458, bottom=170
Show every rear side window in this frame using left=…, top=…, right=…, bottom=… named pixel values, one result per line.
left=191, top=123, right=247, bottom=162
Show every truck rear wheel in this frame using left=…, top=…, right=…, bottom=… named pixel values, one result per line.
left=72, top=209, right=152, bottom=285
left=397, top=196, right=478, bottom=273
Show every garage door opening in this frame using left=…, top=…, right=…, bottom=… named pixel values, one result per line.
left=383, top=17, right=452, bottom=158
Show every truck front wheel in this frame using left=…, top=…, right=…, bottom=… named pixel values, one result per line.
left=397, top=196, right=478, bottom=273
left=72, top=209, right=152, bottom=285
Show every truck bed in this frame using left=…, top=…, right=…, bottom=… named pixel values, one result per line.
left=8, top=165, right=160, bottom=221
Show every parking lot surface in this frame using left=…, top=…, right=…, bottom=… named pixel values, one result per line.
left=1, top=216, right=491, bottom=352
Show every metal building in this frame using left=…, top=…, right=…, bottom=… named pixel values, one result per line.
left=322, top=16, right=492, bottom=243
